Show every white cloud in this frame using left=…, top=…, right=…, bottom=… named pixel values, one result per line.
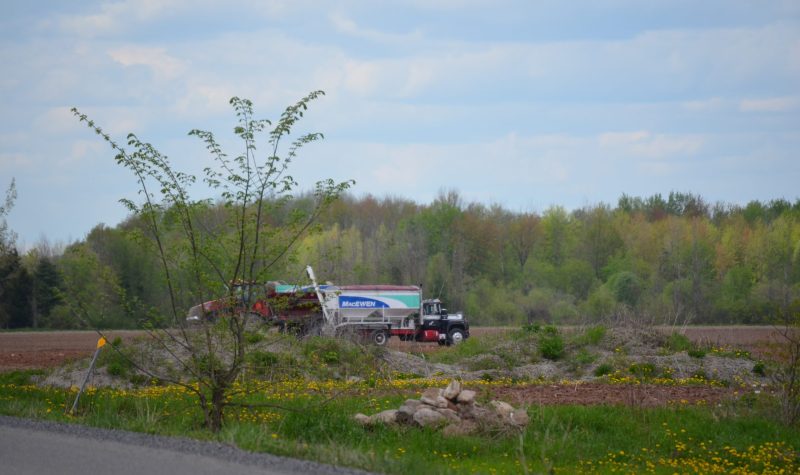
left=4, top=1, right=800, bottom=245
left=58, top=0, right=188, bottom=36
left=0, top=153, right=32, bottom=172
left=739, top=96, right=800, bottom=112
left=681, top=97, right=728, bottom=112
left=173, top=83, right=236, bottom=116
left=108, top=46, right=187, bottom=80
left=34, top=107, right=83, bottom=134
left=599, top=131, right=704, bottom=160
left=330, top=12, right=423, bottom=44
left=599, top=131, right=651, bottom=148
left=62, top=140, right=106, bottom=168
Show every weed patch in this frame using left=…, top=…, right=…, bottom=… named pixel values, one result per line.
left=0, top=372, right=797, bottom=474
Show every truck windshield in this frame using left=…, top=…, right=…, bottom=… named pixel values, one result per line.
left=423, top=302, right=440, bottom=316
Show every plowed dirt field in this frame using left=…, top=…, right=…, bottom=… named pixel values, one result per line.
left=0, top=326, right=783, bottom=371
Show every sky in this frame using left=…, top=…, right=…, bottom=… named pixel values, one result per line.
left=1, top=0, right=799, bottom=249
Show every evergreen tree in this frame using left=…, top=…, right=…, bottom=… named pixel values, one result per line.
left=0, top=249, right=32, bottom=328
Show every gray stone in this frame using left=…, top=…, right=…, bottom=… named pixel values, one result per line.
left=489, top=400, right=515, bottom=418
left=420, top=388, right=444, bottom=407
left=443, top=380, right=462, bottom=400
left=509, top=410, right=529, bottom=427
left=456, top=389, right=476, bottom=404
left=488, top=400, right=529, bottom=427
left=397, top=404, right=417, bottom=424
left=442, top=420, right=479, bottom=437
left=434, top=408, right=461, bottom=423
left=354, top=413, right=371, bottom=426
left=413, top=407, right=446, bottom=427
left=460, top=404, right=492, bottom=421
left=372, top=409, right=399, bottom=425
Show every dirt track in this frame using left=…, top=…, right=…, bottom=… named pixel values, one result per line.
left=0, top=326, right=786, bottom=371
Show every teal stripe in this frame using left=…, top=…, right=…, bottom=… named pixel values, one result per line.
left=378, top=294, right=420, bottom=308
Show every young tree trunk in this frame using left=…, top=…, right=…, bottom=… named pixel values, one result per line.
left=208, top=385, right=227, bottom=433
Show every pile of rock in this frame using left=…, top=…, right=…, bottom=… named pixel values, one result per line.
left=354, top=380, right=528, bottom=436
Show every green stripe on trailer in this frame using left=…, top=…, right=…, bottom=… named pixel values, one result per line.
left=378, top=294, right=420, bottom=308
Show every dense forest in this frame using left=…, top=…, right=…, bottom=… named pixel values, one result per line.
left=2, top=190, right=800, bottom=329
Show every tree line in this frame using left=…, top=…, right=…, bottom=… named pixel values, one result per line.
left=2, top=188, right=799, bottom=328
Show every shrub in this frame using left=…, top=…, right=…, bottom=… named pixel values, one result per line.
left=196, top=353, right=223, bottom=374
left=665, top=333, right=693, bottom=352
left=100, top=345, right=133, bottom=377
left=551, top=300, right=580, bottom=322
left=583, top=285, right=617, bottom=319
left=688, top=348, right=707, bottom=358
left=629, top=362, right=658, bottom=378
left=467, top=355, right=507, bottom=371
left=539, top=331, right=565, bottom=361
left=106, top=360, right=127, bottom=377
left=692, top=369, right=708, bottom=380
left=574, top=325, right=607, bottom=346
left=594, top=363, right=613, bottom=377
left=128, top=373, right=147, bottom=385
left=607, top=271, right=643, bottom=306
left=244, top=331, right=264, bottom=344
left=575, top=349, right=597, bottom=365
left=522, top=323, right=542, bottom=334
left=247, top=350, right=279, bottom=368
left=322, top=351, right=340, bottom=364
left=752, top=361, right=766, bottom=376
left=428, top=335, right=496, bottom=364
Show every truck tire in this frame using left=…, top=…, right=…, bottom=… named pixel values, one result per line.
left=371, top=329, right=388, bottom=346
left=446, top=328, right=465, bottom=346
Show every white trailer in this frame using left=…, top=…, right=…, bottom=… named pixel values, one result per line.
left=306, top=266, right=470, bottom=346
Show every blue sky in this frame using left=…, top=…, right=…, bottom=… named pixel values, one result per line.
left=1, top=0, right=799, bottom=248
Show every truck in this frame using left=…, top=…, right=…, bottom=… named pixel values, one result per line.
left=186, top=267, right=470, bottom=346
left=314, top=284, right=470, bottom=346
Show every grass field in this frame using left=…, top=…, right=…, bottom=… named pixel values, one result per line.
left=1, top=369, right=798, bottom=474
left=1, top=324, right=797, bottom=474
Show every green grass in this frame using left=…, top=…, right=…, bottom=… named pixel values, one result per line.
left=571, top=325, right=608, bottom=346
left=665, top=332, right=693, bottom=352
left=424, top=334, right=503, bottom=365
left=1, top=370, right=798, bottom=474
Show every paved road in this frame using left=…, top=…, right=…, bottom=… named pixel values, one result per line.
left=0, top=416, right=371, bottom=475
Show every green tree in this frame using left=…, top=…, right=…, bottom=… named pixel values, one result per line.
left=0, top=179, right=33, bottom=329
left=540, top=206, right=573, bottom=266
left=576, top=204, right=623, bottom=277
left=0, top=179, right=16, bottom=253
left=0, top=249, right=32, bottom=328
left=73, top=93, right=352, bottom=431
left=607, top=271, right=642, bottom=307
left=30, top=256, right=63, bottom=328
left=507, top=212, right=541, bottom=275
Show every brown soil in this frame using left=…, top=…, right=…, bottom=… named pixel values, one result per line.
left=0, top=326, right=786, bottom=371
left=489, top=383, right=741, bottom=407
left=0, top=331, right=143, bottom=371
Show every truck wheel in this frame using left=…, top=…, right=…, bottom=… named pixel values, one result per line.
left=446, top=328, right=465, bottom=346
left=371, top=330, right=388, bottom=346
